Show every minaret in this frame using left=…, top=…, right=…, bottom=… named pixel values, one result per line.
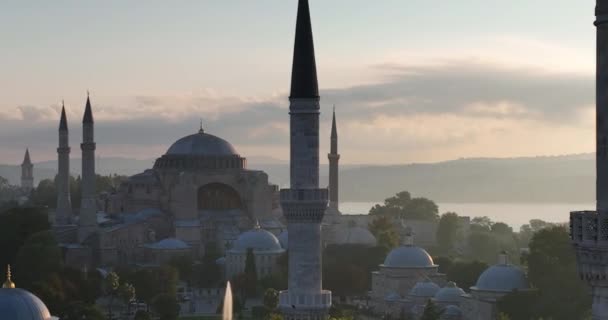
left=328, top=107, right=340, bottom=211
left=571, top=1, right=608, bottom=319
left=20, top=149, right=34, bottom=192
left=78, top=94, right=97, bottom=242
left=56, top=102, right=72, bottom=225
left=279, top=1, right=331, bottom=319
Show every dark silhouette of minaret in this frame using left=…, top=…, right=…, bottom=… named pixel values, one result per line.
left=279, top=1, right=331, bottom=319
left=56, top=102, right=72, bottom=225
left=328, top=107, right=340, bottom=211
left=20, top=149, right=33, bottom=192
left=571, top=1, right=608, bottom=318
left=79, top=94, right=97, bottom=242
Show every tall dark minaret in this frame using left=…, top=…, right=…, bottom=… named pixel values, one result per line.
left=56, top=103, right=72, bottom=225
left=571, top=1, right=608, bottom=318
left=279, top=1, right=331, bottom=319
left=20, top=149, right=33, bottom=192
left=328, top=107, right=340, bottom=211
left=78, top=94, right=97, bottom=242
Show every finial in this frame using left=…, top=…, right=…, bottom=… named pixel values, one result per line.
left=199, top=119, right=204, bottom=134
left=3, top=265, right=15, bottom=289
left=87, top=89, right=90, bottom=98
left=62, top=99, right=65, bottom=108
left=253, top=219, right=261, bottom=229
left=333, top=104, right=335, bottom=113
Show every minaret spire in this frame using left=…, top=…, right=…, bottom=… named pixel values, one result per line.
left=290, top=0, right=319, bottom=99
left=328, top=106, right=340, bottom=210
left=56, top=100, right=72, bottom=225
left=21, top=149, right=33, bottom=192
left=79, top=93, right=97, bottom=241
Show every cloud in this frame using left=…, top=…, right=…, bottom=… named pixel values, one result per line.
left=0, top=57, right=595, bottom=164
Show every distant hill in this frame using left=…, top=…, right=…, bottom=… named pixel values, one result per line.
left=0, top=154, right=596, bottom=203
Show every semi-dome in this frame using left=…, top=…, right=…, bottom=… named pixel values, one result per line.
left=233, top=225, right=283, bottom=253
left=335, top=226, right=377, bottom=247
left=409, top=280, right=440, bottom=297
left=383, top=245, right=435, bottom=268
left=145, top=238, right=190, bottom=250
left=434, top=282, right=465, bottom=303
left=472, top=264, right=529, bottom=293
left=166, top=130, right=238, bottom=157
left=278, top=231, right=288, bottom=249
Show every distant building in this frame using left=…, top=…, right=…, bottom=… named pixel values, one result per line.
left=20, top=148, right=33, bottom=193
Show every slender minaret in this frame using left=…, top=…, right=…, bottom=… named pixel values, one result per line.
left=328, top=107, right=340, bottom=211
left=279, top=1, right=331, bottom=319
left=78, top=94, right=97, bottom=242
left=20, top=149, right=34, bottom=192
left=56, top=102, right=72, bottom=225
left=571, top=1, right=608, bottom=318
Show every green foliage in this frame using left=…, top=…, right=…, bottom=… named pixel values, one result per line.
left=0, top=206, right=50, bottom=268
left=369, top=191, right=439, bottom=220
left=134, top=310, right=152, bottom=320
left=436, top=212, right=460, bottom=254
left=169, top=254, right=194, bottom=284
left=152, top=293, right=181, bottom=320
left=466, top=216, right=519, bottom=264
left=323, top=245, right=388, bottom=298
left=30, top=174, right=126, bottom=209
left=263, top=288, right=279, bottom=312
left=244, top=248, right=258, bottom=297
left=14, top=230, right=62, bottom=288
left=443, top=260, right=488, bottom=291
left=368, top=216, right=399, bottom=249
left=518, top=219, right=555, bottom=247
left=497, top=290, right=541, bottom=320
left=420, top=299, right=442, bottom=320
left=527, top=226, right=591, bottom=320
left=193, top=249, right=222, bottom=288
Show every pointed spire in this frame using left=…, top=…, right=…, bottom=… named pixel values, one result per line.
left=199, top=118, right=204, bottom=134
left=330, top=106, right=338, bottom=154
left=83, top=92, right=94, bottom=124
left=3, top=265, right=15, bottom=289
left=60, top=101, right=68, bottom=131
left=290, top=0, right=319, bottom=99
left=22, top=148, right=31, bottom=165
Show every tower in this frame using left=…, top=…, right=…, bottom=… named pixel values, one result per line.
left=328, top=107, right=340, bottom=211
left=56, top=102, right=73, bottom=225
left=279, top=1, right=332, bottom=319
left=20, top=149, right=33, bottom=192
left=570, top=1, right=608, bottom=318
left=78, top=94, right=98, bottom=242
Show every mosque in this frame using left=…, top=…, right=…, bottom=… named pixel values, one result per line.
left=0, top=265, right=57, bottom=320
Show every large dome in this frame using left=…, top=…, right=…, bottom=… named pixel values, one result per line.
left=0, top=288, right=52, bottom=320
left=472, top=264, right=529, bottom=293
left=383, top=245, right=435, bottom=268
left=166, top=130, right=238, bottom=157
left=233, top=226, right=283, bottom=253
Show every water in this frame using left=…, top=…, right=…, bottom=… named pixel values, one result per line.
left=222, top=281, right=233, bottom=320
left=340, top=201, right=595, bottom=230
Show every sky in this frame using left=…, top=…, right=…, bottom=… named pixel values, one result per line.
left=0, top=0, right=597, bottom=165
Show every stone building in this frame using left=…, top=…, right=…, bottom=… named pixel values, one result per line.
left=20, top=148, right=33, bottom=193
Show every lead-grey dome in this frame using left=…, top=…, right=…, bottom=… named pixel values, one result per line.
left=409, top=280, right=440, bottom=297
left=434, top=282, right=465, bottom=303
left=233, top=227, right=283, bottom=253
left=335, top=226, right=377, bottom=247
left=145, top=238, right=190, bottom=250
left=0, top=288, right=52, bottom=320
left=383, top=245, right=435, bottom=268
left=166, top=131, right=238, bottom=156
left=472, top=264, right=529, bottom=293
left=278, top=231, right=288, bottom=249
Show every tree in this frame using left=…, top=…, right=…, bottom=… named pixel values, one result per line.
left=527, top=226, right=591, bottom=320
left=134, top=310, right=152, bottom=320
left=436, top=212, right=460, bottom=254
left=497, top=290, right=540, bottom=320
left=14, top=230, right=62, bottom=288
left=152, top=293, right=180, bottom=320
left=168, top=254, right=194, bottom=285
left=105, top=272, right=120, bottom=319
left=491, top=222, right=513, bottom=235
left=444, top=260, right=488, bottom=291
left=369, top=191, right=438, bottom=220
left=0, top=206, right=50, bottom=269
left=323, top=245, right=387, bottom=298
left=244, top=248, right=258, bottom=298
left=420, top=299, right=442, bottom=320
left=60, top=301, right=105, bottom=320
left=470, top=216, right=493, bottom=232
left=263, top=288, right=279, bottom=312
left=368, top=216, right=399, bottom=249
left=120, top=282, right=136, bottom=315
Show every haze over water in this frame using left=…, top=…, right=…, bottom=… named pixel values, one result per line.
left=341, top=202, right=595, bottom=230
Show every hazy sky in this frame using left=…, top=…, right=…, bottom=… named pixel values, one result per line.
left=0, top=1, right=597, bottom=164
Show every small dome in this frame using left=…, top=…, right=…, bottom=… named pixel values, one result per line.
left=233, top=227, right=283, bottom=253
left=0, top=288, right=52, bottom=320
left=166, top=131, right=238, bottom=156
left=409, top=280, right=440, bottom=297
left=335, top=226, right=377, bottom=247
left=278, top=231, right=288, bottom=249
left=383, top=245, right=435, bottom=268
left=441, top=305, right=463, bottom=319
left=145, top=238, right=190, bottom=250
left=473, top=264, right=529, bottom=293
left=215, top=257, right=226, bottom=266
left=384, top=292, right=402, bottom=302
left=434, top=282, right=465, bottom=303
